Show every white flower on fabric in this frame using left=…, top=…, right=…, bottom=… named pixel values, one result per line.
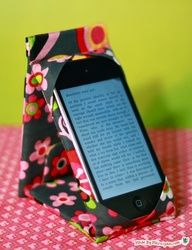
left=47, top=55, right=72, bottom=63
left=160, top=179, right=173, bottom=201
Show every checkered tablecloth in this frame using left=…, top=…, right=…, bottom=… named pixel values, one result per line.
left=0, top=127, right=191, bottom=249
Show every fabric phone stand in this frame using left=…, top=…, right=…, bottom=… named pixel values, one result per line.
left=19, top=24, right=176, bottom=243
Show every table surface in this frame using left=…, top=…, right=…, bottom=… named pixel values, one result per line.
left=0, top=127, right=192, bottom=250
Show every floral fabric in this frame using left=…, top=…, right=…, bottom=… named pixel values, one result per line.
left=19, top=24, right=176, bottom=242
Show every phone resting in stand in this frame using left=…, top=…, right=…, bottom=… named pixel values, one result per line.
left=53, top=56, right=167, bottom=219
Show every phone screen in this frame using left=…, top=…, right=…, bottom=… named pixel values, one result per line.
left=59, top=78, right=162, bottom=200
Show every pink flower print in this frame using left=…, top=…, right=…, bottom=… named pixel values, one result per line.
left=69, top=181, right=79, bottom=192
left=71, top=162, right=92, bottom=196
left=23, top=95, right=45, bottom=123
left=72, top=210, right=97, bottom=227
left=26, top=64, right=49, bottom=94
left=102, top=225, right=122, bottom=236
left=43, top=166, right=49, bottom=177
left=67, top=149, right=92, bottom=196
left=50, top=192, right=76, bottom=207
left=44, top=105, right=53, bottom=123
left=71, top=210, right=97, bottom=236
left=19, top=161, right=29, bottom=180
left=29, top=137, right=51, bottom=164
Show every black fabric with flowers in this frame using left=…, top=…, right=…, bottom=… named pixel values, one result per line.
left=19, top=25, right=176, bottom=243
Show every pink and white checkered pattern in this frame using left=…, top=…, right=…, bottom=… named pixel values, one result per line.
left=0, top=127, right=191, bottom=249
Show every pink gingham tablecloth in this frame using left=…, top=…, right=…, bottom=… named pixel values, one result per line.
left=0, top=126, right=192, bottom=250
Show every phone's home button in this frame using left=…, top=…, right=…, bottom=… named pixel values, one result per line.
left=133, top=196, right=146, bottom=210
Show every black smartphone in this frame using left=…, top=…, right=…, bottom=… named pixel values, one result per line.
left=54, top=56, right=165, bottom=219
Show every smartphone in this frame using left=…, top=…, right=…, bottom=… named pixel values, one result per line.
left=54, top=56, right=165, bottom=219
